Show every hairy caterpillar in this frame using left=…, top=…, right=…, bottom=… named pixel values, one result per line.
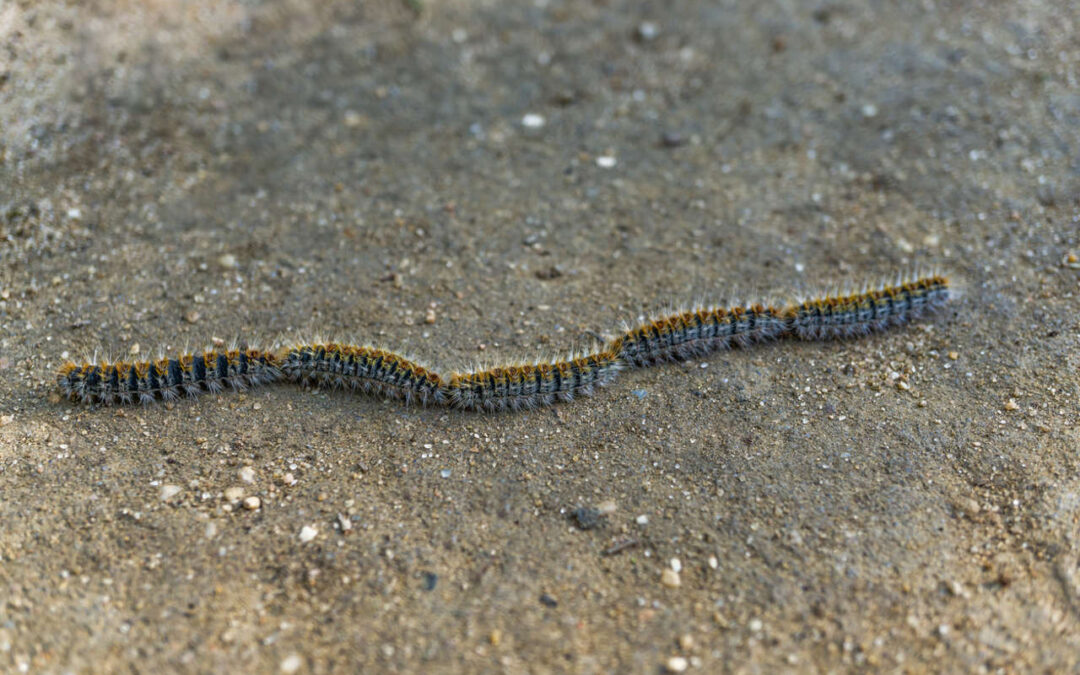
left=56, top=273, right=951, bottom=410
left=56, top=347, right=280, bottom=405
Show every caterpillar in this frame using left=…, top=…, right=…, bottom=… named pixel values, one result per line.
left=56, top=347, right=280, bottom=405
left=56, top=273, right=951, bottom=410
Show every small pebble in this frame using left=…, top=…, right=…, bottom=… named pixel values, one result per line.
left=636, top=514, right=649, bottom=525
left=569, top=506, right=604, bottom=530
left=660, top=132, right=685, bottom=147
left=665, top=656, right=688, bottom=673
left=129, top=343, right=140, bottom=356
left=160, top=485, right=182, bottom=501
left=183, top=311, right=201, bottom=324
left=1063, top=252, right=1080, bottom=269
left=243, top=496, right=261, bottom=511
left=539, top=593, right=558, bottom=607
left=280, top=654, right=302, bottom=674
left=637, top=21, right=660, bottom=41
left=521, top=113, right=546, bottom=129
left=425, top=308, right=437, bottom=324
left=1004, top=399, right=1019, bottom=411
left=218, top=254, right=238, bottom=269
left=0, top=414, right=13, bottom=427
left=282, top=473, right=297, bottom=486
left=223, top=487, right=245, bottom=502
left=670, top=558, right=682, bottom=573
left=239, top=466, right=256, bottom=483
left=862, top=103, right=879, bottom=117
left=299, top=525, right=318, bottom=543
left=661, top=568, right=681, bottom=588
left=947, top=351, right=959, bottom=360
left=596, top=155, right=617, bottom=168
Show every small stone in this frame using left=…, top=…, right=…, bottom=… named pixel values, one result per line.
left=955, top=498, right=980, bottom=518
left=129, top=343, right=140, bottom=356
left=489, top=629, right=502, bottom=646
left=218, top=254, right=238, bottom=269
left=1004, top=399, right=1019, bottom=411
left=636, top=21, right=660, bottom=41
left=343, top=110, right=364, bottom=128
left=636, top=514, right=649, bottom=525
left=521, top=113, right=546, bottom=129
left=1064, top=252, right=1080, bottom=269
left=0, top=414, right=13, bottom=427
left=947, top=351, right=959, bottom=360
left=661, top=568, right=681, bottom=588
left=184, top=311, right=201, bottom=324
left=569, top=506, right=604, bottom=530
left=280, top=654, right=302, bottom=673
left=861, top=103, right=878, bottom=118
left=338, top=513, right=353, bottom=533
left=678, top=633, right=695, bottom=650
left=748, top=619, right=763, bottom=632
left=239, top=466, right=256, bottom=483
left=670, top=557, right=682, bottom=573
left=223, top=487, right=245, bottom=502
left=596, top=155, right=617, bottom=168
left=425, top=308, right=437, bottom=324
left=299, top=525, right=318, bottom=543
left=282, top=473, right=297, bottom=486
left=243, top=496, right=261, bottom=510
left=160, top=485, right=182, bottom=501
left=708, top=556, right=718, bottom=569
left=660, top=132, right=685, bottom=147
left=665, top=656, right=688, bottom=673
left=205, top=522, right=217, bottom=539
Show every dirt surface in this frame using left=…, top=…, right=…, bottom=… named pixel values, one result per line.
left=3, top=1, right=1080, bottom=672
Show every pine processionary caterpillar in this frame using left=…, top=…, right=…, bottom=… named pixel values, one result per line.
left=56, top=273, right=951, bottom=411
left=278, top=343, right=445, bottom=405
left=56, top=347, right=281, bottom=405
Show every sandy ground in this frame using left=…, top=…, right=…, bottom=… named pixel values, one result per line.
left=2, top=1, right=1080, bottom=672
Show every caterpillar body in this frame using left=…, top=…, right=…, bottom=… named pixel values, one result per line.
left=56, top=273, right=951, bottom=411
left=56, top=348, right=280, bottom=405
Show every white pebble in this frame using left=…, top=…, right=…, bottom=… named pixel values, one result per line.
left=862, top=103, right=878, bottom=118
left=708, top=556, right=718, bottom=569
left=218, top=253, right=238, bottom=269
left=521, top=113, right=546, bottom=129
left=299, top=525, right=318, bottom=543
left=159, top=485, right=182, bottom=501
left=636, top=514, right=649, bottom=525
left=665, top=656, right=688, bottom=673
left=243, top=496, right=261, bottom=511
left=596, top=155, right=617, bottom=168
left=280, top=654, right=302, bottom=673
left=670, top=557, right=682, bottom=573
left=239, top=466, right=256, bottom=483
left=223, top=487, right=245, bottom=503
